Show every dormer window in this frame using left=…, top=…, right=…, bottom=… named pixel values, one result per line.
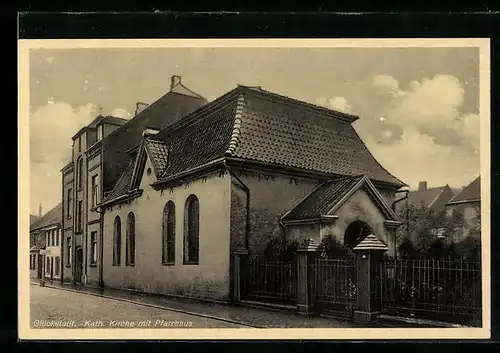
left=97, top=124, right=104, bottom=142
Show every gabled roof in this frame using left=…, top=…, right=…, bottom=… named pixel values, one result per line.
left=282, top=174, right=399, bottom=222
left=448, top=176, right=481, bottom=205
left=30, top=203, right=62, bottom=232
left=405, top=185, right=451, bottom=210
left=102, top=160, right=136, bottom=203
left=72, top=115, right=128, bottom=140
left=171, top=81, right=206, bottom=100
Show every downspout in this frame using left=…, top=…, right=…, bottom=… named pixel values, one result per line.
left=223, top=160, right=250, bottom=249
left=392, top=189, right=409, bottom=259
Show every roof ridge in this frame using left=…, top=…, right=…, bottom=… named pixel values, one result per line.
left=240, top=86, right=359, bottom=123
left=224, top=94, right=245, bottom=156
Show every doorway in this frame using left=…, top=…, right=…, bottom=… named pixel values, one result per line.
left=75, top=247, right=83, bottom=283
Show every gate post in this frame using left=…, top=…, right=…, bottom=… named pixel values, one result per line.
left=352, top=234, right=388, bottom=325
left=296, top=238, right=321, bottom=315
left=232, top=247, right=249, bottom=304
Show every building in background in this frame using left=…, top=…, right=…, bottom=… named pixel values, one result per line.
left=446, top=176, right=481, bottom=241
left=29, top=203, right=63, bottom=282
left=61, top=75, right=207, bottom=288
left=395, top=181, right=455, bottom=214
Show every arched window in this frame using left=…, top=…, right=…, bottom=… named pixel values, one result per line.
left=162, top=201, right=176, bottom=265
left=77, top=158, right=83, bottom=189
left=113, top=216, right=121, bottom=266
left=126, top=212, right=135, bottom=266
left=183, top=195, right=199, bottom=265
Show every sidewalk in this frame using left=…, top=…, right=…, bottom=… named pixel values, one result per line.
left=31, top=280, right=360, bottom=328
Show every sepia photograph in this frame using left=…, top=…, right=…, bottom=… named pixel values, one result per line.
left=18, top=38, right=490, bottom=340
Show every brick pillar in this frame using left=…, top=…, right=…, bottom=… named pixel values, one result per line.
left=352, top=234, right=388, bottom=325
left=232, top=247, right=249, bottom=304
left=296, top=238, right=321, bottom=315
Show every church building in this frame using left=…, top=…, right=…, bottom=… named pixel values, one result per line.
left=93, top=84, right=405, bottom=302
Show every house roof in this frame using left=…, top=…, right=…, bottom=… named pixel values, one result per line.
left=30, top=203, right=62, bottom=232
left=100, top=85, right=405, bottom=207
left=405, top=186, right=450, bottom=210
left=282, top=175, right=363, bottom=221
left=170, top=81, right=206, bottom=100
left=103, top=160, right=136, bottom=202
left=154, top=86, right=404, bottom=185
left=282, top=174, right=399, bottom=222
left=448, top=176, right=481, bottom=205
left=30, top=214, right=40, bottom=225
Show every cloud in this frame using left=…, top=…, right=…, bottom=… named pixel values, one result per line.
left=359, top=74, right=480, bottom=188
left=30, top=102, right=98, bottom=213
left=109, top=108, right=132, bottom=119
left=372, top=74, right=400, bottom=95
left=316, top=96, right=352, bottom=114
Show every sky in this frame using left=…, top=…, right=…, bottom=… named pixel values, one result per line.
left=28, top=46, right=481, bottom=216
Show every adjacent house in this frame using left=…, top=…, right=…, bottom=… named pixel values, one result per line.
left=60, top=75, right=207, bottom=288
left=94, top=84, right=405, bottom=302
left=446, top=176, right=481, bottom=240
left=29, top=203, right=63, bottom=282
left=396, top=181, right=454, bottom=214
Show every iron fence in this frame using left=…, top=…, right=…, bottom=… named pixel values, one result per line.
left=313, top=256, right=357, bottom=317
left=243, top=256, right=297, bottom=305
left=380, top=258, right=482, bottom=326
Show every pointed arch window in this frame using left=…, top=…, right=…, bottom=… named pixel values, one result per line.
left=126, top=212, right=136, bottom=266
left=162, top=201, right=176, bottom=265
left=183, top=195, right=199, bottom=265
left=113, top=216, right=121, bottom=266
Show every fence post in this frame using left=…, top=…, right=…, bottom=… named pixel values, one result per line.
left=232, top=247, right=249, bottom=304
left=352, top=234, right=388, bottom=325
left=296, top=238, right=321, bottom=315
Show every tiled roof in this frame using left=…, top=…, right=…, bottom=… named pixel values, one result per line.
left=103, top=85, right=405, bottom=206
left=229, top=93, right=403, bottom=186
left=103, top=160, right=136, bottom=202
left=448, top=176, right=481, bottom=204
left=282, top=176, right=363, bottom=221
left=353, top=233, right=388, bottom=251
left=144, top=139, right=169, bottom=177
left=30, top=203, right=62, bottom=232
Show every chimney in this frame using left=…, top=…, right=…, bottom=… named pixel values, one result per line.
left=38, top=203, right=42, bottom=217
left=135, top=102, right=149, bottom=116
left=418, top=181, right=427, bottom=191
left=170, top=75, right=182, bottom=90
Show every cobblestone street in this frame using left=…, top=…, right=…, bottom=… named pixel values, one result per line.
left=30, top=284, right=246, bottom=328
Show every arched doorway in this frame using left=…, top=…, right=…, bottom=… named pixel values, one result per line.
left=75, top=247, right=83, bottom=283
left=344, top=220, right=373, bottom=249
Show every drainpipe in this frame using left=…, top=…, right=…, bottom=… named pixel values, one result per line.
left=392, top=189, right=409, bottom=259
left=223, top=160, right=250, bottom=249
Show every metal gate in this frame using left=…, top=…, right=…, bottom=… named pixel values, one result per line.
left=313, top=256, right=357, bottom=318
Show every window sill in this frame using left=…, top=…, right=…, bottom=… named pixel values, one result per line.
left=162, top=262, right=175, bottom=266
left=126, top=264, right=135, bottom=267
left=183, top=262, right=199, bottom=266
left=89, top=263, right=97, bottom=268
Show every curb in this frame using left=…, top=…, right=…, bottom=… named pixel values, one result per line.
left=31, top=282, right=263, bottom=328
